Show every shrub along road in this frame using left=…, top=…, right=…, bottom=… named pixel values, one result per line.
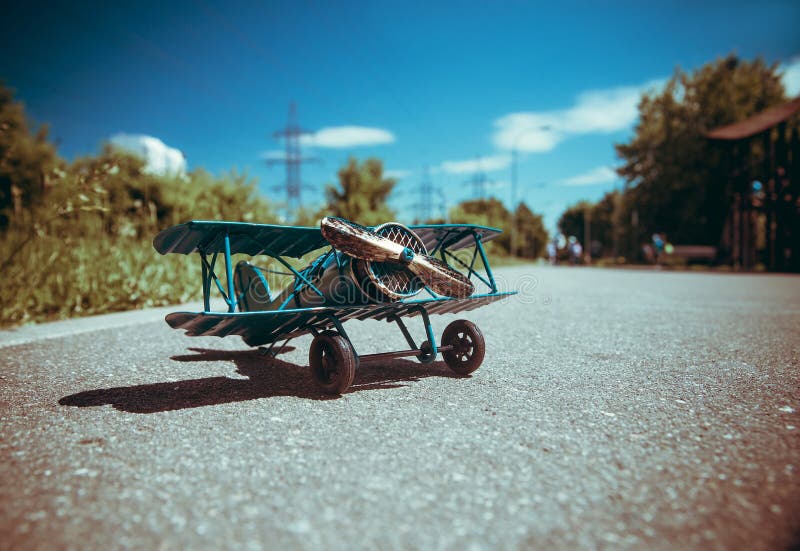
left=1, top=266, right=799, bottom=549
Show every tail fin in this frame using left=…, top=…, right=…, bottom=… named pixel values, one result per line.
left=234, top=261, right=272, bottom=312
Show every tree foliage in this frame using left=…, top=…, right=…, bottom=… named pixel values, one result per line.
left=450, top=197, right=511, bottom=254
left=514, top=202, right=548, bottom=259
left=615, top=54, right=790, bottom=248
left=322, top=157, right=396, bottom=225
left=0, top=83, right=275, bottom=326
left=0, top=84, right=59, bottom=227
left=558, top=193, right=618, bottom=256
left=449, top=197, right=549, bottom=258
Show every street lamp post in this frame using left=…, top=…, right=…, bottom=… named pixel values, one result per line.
left=510, top=126, right=550, bottom=257
left=510, top=148, right=519, bottom=257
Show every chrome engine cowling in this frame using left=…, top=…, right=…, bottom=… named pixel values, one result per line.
left=239, top=222, right=428, bottom=311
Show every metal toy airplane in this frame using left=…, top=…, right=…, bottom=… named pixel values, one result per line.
left=154, top=217, right=516, bottom=394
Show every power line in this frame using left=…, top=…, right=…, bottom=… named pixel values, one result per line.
left=410, top=166, right=443, bottom=223
left=467, top=156, right=491, bottom=199
left=267, top=102, right=319, bottom=217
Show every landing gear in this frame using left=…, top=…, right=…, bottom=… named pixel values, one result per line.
left=441, top=319, right=485, bottom=376
left=417, top=340, right=436, bottom=364
left=309, top=331, right=357, bottom=394
left=308, top=316, right=486, bottom=393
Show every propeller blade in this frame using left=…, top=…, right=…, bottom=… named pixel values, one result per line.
left=407, top=255, right=475, bottom=298
left=321, top=217, right=475, bottom=298
left=321, top=216, right=406, bottom=262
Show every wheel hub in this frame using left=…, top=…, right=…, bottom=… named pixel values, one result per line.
left=452, top=335, right=472, bottom=357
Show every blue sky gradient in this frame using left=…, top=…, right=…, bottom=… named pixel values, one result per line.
left=2, top=0, right=799, bottom=228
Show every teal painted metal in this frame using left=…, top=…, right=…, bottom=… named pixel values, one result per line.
left=166, top=291, right=515, bottom=346
left=443, top=249, right=493, bottom=291
left=201, top=251, right=232, bottom=307
left=392, top=316, right=418, bottom=350
left=411, top=223, right=502, bottom=253
left=201, top=253, right=210, bottom=312
left=325, top=315, right=356, bottom=359
left=414, top=306, right=438, bottom=363
left=272, top=252, right=326, bottom=311
left=161, top=220, right=515, bottom=356
left=154, top=221, right=328, bottom=258
left=224, top=232, right=236, bottom=313
left=474, top=234, right=497, bottom=293
left=154, top=220, right=503, bottom=258
left=200, top=252, right=220, bottom=312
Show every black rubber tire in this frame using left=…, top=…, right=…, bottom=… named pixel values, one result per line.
left=309, top=332, right=357, bottom=394
left=417, top=340, right=436, bottom=364
left=318, top=329, right=360, bottom=370
left=441, top=319, right=485, bottom=376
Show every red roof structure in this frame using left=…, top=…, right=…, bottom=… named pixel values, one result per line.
left=706, top=96, right=800, bottom=140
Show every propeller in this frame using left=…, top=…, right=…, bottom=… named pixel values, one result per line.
left=321, top=217, right=475, bottom=298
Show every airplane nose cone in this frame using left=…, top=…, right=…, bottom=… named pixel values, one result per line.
left=400, top=247, right=415, bottom=263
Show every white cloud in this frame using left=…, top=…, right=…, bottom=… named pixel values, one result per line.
left=560, top=166, right=618, bottom=186
left=780, top=56, right=800, bottom=97
left=109, top=133, right=186, bottom=176
left=439, top=153, right=511, bottom=174
left=385, top=169, right=412, bottom=180
left=493, top=78, right=666, bottom=153
left=301, top=126, right=395, bottom=148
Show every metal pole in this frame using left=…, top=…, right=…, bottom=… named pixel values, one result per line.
left=475, top=235, right=497, bottom=293
left=224, top=232, right=236, bottom=312
left=584, top=205, right=591, bottom=264
left=201, top=252, right=210, bottom=312
left=509, top=125, right=549, bottom=258
left=510, top=148, right=518, bottom=257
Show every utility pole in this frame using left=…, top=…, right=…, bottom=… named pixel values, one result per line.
left=413, top=166, right=436, bottom=223
left=584, top=204, right=592, bottom=264
left=510, top=148, right=518, bottom=256
left=510, top=126, right=549, bottom=257
left=468, top=156, right=489, bottom=199
left=268, top=102, right=318, bottom=218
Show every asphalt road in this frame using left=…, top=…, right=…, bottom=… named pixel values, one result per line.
left=1, top=266, right=799, bottom=550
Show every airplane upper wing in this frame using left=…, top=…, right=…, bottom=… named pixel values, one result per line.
left=165, top=292, right=514, bottom=346
left=409, top=224, right=502, bottom=252
left=153, top=221, right=329, bottom=258
left=154, top=220, right=503, bottom=259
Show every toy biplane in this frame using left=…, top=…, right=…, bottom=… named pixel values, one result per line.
left=154, top=217, right=515, bottom=394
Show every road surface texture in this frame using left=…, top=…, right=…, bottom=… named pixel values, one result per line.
left=1, top=266, right=799, bottom=550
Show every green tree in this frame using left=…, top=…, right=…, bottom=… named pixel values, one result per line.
left=558, top=193, right=619, bottom=257
left=558, top=200, right=592, bottom=242
left=0, top=84, right=59, bottom=228
left=0, top=83, right=279, bottom=326
left=515, top=202, right=548, bottom=259
left=615, top=55, right=789, bottom=252
left=449, top=197, right=512, bottom=254
left=175, top=168, right=273, bottom=224
left=322, top=157, right=396, bottom=225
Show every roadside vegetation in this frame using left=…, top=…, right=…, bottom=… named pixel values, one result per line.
left=0, top=84, right=547, bottom=327
left=558, top=55, right=798, bottom=263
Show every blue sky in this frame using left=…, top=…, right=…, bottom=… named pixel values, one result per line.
left=2, top=0, right=799, bottom=229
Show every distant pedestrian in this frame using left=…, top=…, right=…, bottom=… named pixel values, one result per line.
left=652, top=233, right=665, bottom=264
left=568, top=236, right=582, bottom=265
left=572, top=241, right=582, bottom=265
left=547, top=241, right=557, bottom=265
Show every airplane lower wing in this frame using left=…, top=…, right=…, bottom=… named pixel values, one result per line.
left=165, top=292, right=515, bottom=346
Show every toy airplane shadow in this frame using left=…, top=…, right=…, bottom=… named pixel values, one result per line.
left=58, top=347, right=463, bottom=414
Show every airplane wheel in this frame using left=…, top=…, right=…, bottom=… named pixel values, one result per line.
left=417, top=340, right=436, bottom=364
left=319, top=330, right=359, bottom=370
left=441, top=319, right=485, bottom=376
left=309, top=332, right=356, bottom=394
